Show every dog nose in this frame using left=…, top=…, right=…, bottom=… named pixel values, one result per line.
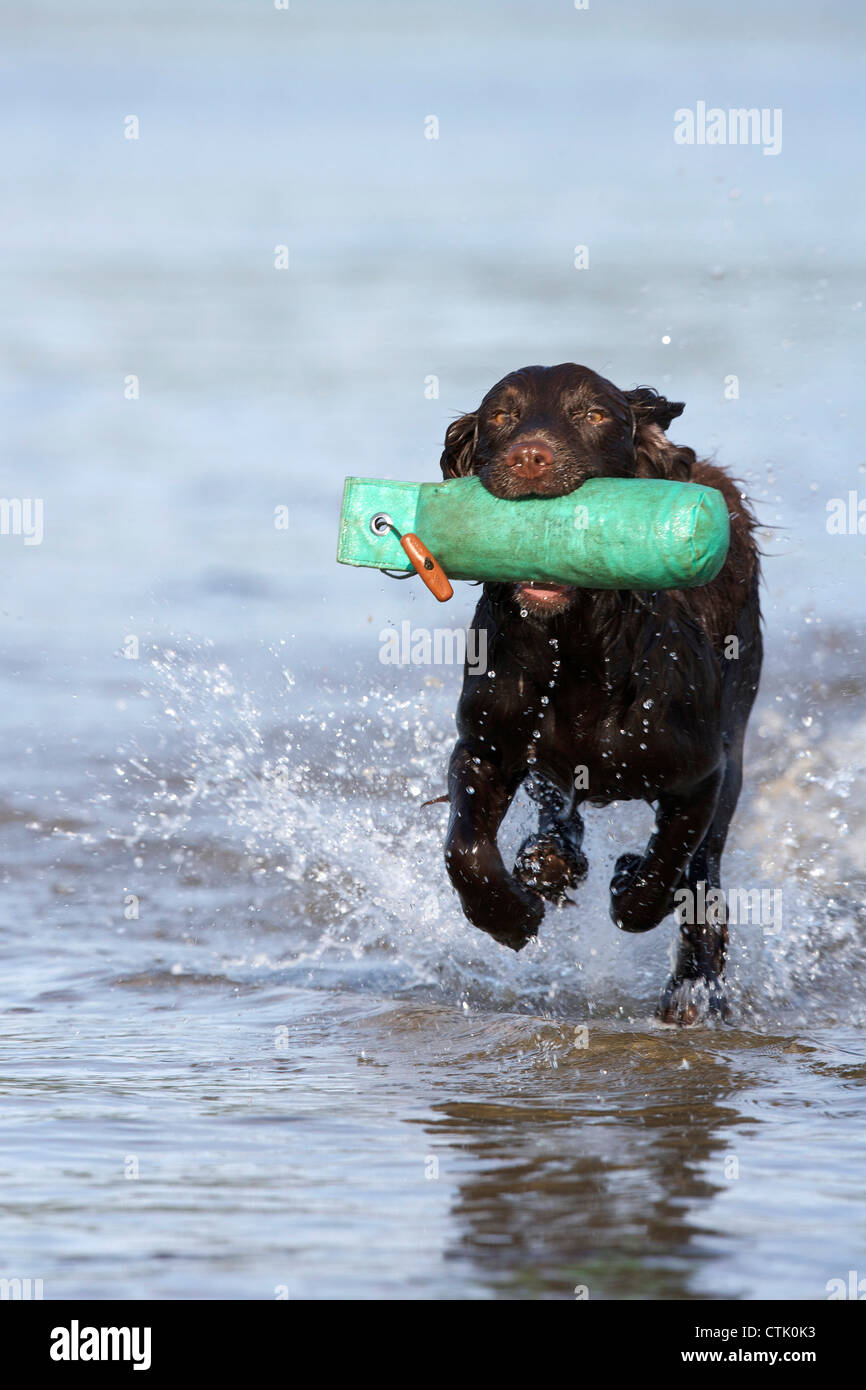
left=504, top=439, right=554, bottom=480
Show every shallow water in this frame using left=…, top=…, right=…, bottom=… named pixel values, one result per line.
left=1, top=0, right=865, bottom=1299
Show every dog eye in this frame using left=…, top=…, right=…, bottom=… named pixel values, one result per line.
left=586, top=407, right=609, bottom=424
left=490, top=409, right=516, bottom=426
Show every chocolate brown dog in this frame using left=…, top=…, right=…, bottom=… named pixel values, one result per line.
left=440, top=364, right=762, bottom=1024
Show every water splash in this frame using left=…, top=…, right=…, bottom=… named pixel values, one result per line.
left=111, top=638, right=866, bottom=1028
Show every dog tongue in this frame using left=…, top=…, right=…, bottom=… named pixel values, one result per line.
left=520, top=582, right=569, bottom=595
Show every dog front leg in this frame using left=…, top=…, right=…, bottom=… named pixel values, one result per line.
left=608, top=769, right=723, bottom=936
left=445, top=741, right=543, bottom=951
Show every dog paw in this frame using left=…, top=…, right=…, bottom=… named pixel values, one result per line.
left=610, top=854, right=685, bottom=933
left=483, top=897, right=544, bottom=952
left=610, top=851, right=644, bottom=897
left=461, top=880, right=544, bottom=952
left=657, top=974, right=730, bottom=1027
left=487, top=920, right=540, bottom=952
left=609, top=853, right=661, bottom=933
left=514, top=834, right=588, bottom=906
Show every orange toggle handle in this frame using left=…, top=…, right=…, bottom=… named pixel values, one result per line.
left=399, top=533, right=453, bottom=602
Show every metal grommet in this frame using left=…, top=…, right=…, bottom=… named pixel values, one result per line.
left=370, top=512, right=394, bottom=536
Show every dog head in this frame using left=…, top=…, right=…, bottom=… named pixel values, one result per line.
left=440, top=363, right=692, bottom=498
left=439, top=363, right=695, bottom=613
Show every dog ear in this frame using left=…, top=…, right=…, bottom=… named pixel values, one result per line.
left=624, top=387, right=693, bottom=481
left=625, top=386, right=685, bottom=432
left=440, top=412, right=478, bottom=479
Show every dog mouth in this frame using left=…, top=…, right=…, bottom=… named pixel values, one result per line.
left=516, top=582, right=576, bottom=608
left=482, top=468, right=595, bottom=502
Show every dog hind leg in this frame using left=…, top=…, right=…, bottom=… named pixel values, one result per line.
left=514, top=775, right=589, bottom=905
left=657, top=752, right=744, bottom=1025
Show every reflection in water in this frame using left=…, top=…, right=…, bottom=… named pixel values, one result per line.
left=411, top=1024, right=747, bottom=1298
